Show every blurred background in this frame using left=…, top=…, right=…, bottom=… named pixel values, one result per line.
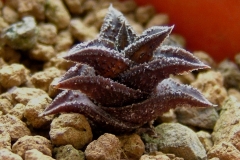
left=134, top=0, right=240, bottom=62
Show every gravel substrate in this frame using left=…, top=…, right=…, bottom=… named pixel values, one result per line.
left=1, top=0, right=240, bottom=160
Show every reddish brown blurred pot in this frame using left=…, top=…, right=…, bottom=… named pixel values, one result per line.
left=134, top=0, right=240, bottom=62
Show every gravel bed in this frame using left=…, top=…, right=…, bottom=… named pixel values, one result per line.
left=1, top=0, right=240, bottom=160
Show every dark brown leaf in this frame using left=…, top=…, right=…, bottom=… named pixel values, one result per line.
left=41, top=90, right=141, bottom=132
left=56, top=75, right=147, bottom=107
left=59, top=64, right=95, bottom=83
left=99, top=5, right=136, bottom=44
left=118, top=46, right=210, bottom=92
left=124, top=26, right=173, bottom=63
left=68, top=39, right=115, bottom=55
left=102, top=78, right=215, bottom=125
left=115, top=22, right=135, bottom=52
left=64, top=45, right=132, bottom=78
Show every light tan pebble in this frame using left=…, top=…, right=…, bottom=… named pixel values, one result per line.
left=45, top=0, right=71, bottom=29
left=212, top=96, right=240, bottom=149
left=29, top=43, right=56, bottom=61
left=142, top=123, right=207, bottom=160
left=0, top=114, right=31, bottom=141
left=124, top=12, right=142, bottom=33
left=125, top=13, right=135, bottom=21
left=11, top=87, right=48, bottom=105
left=0, top=98, right=13, bottom=114
left=81, top=0, right=97, bottom=12
left=0, top=131, right=11, bottom=151
left=0, top=46, right=21, bottom=64
left=97, top=0, right=118, bottom=8
left=0, top=92, right=14, bottom=104
left=2, top=5, right=19, bottom=24
left=141, top=151, right=184, bottom=160
left=118, top=134, right=145, bottom=160
left=24, top=95, right=53, bottom=128
left=169, top=34, right=186, bottom=48
left=44, top=51, right=74, bottom=70
left=140, top=152, right=171, bottom=160
left=141, top=154, right=170, bottom=160
left=12, top=135, right=53, bottom=158
left=37, top=23, right=57, bottom=45
left=191, top=70, right=228, bottom=107
left=54, top=145, right=85, bottom=160
left=193, top=51, right=217, bottom=68
left=196, top=130, right=213, bottom=152
left=166, top=153, right=184, bottom=160
left=23, top=76, right=35, bottom=88
left=162, top=34, right=186, bottom=48
left=157, top=109, right=177, bottom=123
left=50, top=113, right=92, bottom=149
left=0, top=57, right=7, bottom=68
left=0, top=17, right=9, bottom=34
left=17, top=0, right=46, bottom=20
left=208, top=141, right=240, bottom=160
left=209, top=158, right=220, bottom=160
left=146, top=13, right=169, bottom=28
left=128, top=19, right=144, bottom=34
left=0, top=63, right=29, bottom=88
left=173, top=72, right=195, bottom=84
left=8, top=103, right=25, bottom=120
left=70, top=18, right=98, bottom=41
left=63, top=0, right=85, bottom=15
left=48, top=77, right=62, bottom=98
left=135, top=5, right=155, bottom=24
left=94, top=8, right=109, bottom=29
left=85, top=133, right=121, bottom=160
left=218, top=59, right=240, bottom=91
left=228, top=88, right=240, bottom=101
left=113, top=0, right=137, bottom=13
left=25, top=149, right=55, bottom=160
left=0, top=149, right=23, bottom=160
left=83, top=9, right=106, bottom=30
left=98, top=0, right=117, bottom=7
left=54, top=30, right=73, bottom=52
left=30, top=67, right=63, bottom=92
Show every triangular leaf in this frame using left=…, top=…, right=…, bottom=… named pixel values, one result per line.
left=124, top=26, right=173, bottom=63
left=118, top=46, right=210, bottom=92
left=102, top=78, right=215, bottom=125
left=115, top=22, right=135, bottom=52
left=59, top=64, right=95, bottom=83
left=99, top=5, right=136, bottom=43
left=68, top=38, right=115, bottom=55
left=41, top=90, right=141, bottom=132
left=64, top=45, right=132, bottom=78
left=56, top=75, right=147, bottom=107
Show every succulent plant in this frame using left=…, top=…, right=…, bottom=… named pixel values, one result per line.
left=42, top=6, right=215, bottom=133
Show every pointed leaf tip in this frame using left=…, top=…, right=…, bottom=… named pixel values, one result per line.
left=59, top=64, right=95, bottom=83
left=124, top=26, right=173, bottom=63
left=64, top=45, right=132, bottom=78
left=155, top=78, right=215, bottom=107
left=155, top=46, right=211, bottom=71
left=99, top=5, right=136, bottom=44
